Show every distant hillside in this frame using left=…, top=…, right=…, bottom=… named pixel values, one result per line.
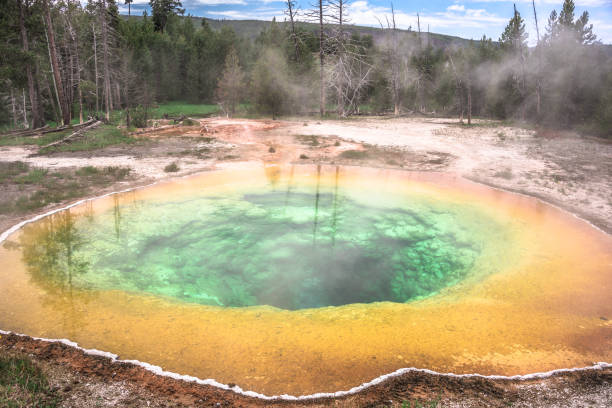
left=124, top=14, right=480, bottom=49
left=203, top=17, right=477, bottom=48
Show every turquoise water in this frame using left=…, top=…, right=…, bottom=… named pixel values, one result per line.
left=16, top=175, right=505, bottom=310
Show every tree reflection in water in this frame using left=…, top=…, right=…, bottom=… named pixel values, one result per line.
left=17, top=209, right=92, bottom=337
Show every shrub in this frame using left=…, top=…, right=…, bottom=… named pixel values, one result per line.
left=130, top=106, right=148, bottom=128
left=75, top=166, right=99, bottom=176
left=164, top=162, right=180, bottom=172
left=339, top=150, right=368, bottom=159
left=182, top=118, right=199, bottom=126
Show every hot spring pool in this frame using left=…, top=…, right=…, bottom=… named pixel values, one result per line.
left=0, top=164, right=610, bottom=396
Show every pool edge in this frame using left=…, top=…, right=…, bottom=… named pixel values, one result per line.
left=1, top=328, right=610, bottom=401
left=1, top=165, right=611, bottom=400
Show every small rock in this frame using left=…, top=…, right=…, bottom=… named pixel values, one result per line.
left=268, top=146, right=275, bottom=153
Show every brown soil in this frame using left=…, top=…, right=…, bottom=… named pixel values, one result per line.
left=1, top=116, right=611, bottom=407
left=1, top=333, right=611, bottom=407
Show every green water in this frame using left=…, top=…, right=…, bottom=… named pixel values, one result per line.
left=16, top=180, right=505, bottom=310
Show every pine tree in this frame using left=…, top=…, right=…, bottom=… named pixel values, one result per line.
left=552, top=0, right=596, bottom=44
left=500, top=4, right=528, bottom=53
left=558, top=0, right=575, bottom=27
left=149, top=0, right=183, bottom=33
left=499, top=4, right=528, bottom=120
left=544, top=10, right=559, bottom=43
left=574, top=10, right=596, bottom=44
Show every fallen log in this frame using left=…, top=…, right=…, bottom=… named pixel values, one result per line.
left=1, top=120, right=97, bottom=139
left=0, top=124, right=50, bottom=138
left=41, top=119, right=96, bottom=135
left=39, top=120, right=102, bottom=150
left=130, top=123, right=182, bottom=135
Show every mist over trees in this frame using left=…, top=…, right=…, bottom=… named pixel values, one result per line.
left=0, top=0, right=610, bottom=136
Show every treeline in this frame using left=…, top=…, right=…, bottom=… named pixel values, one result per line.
left=1, top=0, right=610, bottom=136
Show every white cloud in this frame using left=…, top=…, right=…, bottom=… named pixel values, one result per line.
left=345, top=1, right=507, bottom=31
left=190, top=0, right=247, bottom=4
left=468, top=0, right=612, bottom=6
left=207, top=7, right=284, bottom=20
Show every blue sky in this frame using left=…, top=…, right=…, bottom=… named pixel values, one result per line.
left=118, top=0, right=612, bottom=44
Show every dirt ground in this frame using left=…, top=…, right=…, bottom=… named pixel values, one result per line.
left=0, top=116, right=611, bottom=407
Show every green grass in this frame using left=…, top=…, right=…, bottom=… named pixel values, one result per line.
left=149, top=102, right=219, bottom=119
left=75, top=166, right=99, bottom=176
left=0, top=129, right=72, bottom=147
left=295, top=134, right=320, bottom=146
left=182, top=118, right=199, bottom=126
left=0, top=355, right=59, bottom=408
left=0, top=161, right=29, bottom=183
left=1, top=163, right=131, bottom=215
left=15, top=168, right=48, bottom=184
left=39, top=125, right=136, bottom=154
left=339, top=149, right=369, bottom=159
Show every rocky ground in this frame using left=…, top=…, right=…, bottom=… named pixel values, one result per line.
left=0, top=116, right=610, bottom=407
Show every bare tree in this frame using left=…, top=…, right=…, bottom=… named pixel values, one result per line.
left=10, top=88, right=17, bottom=128
left=64, top=2, right=84, bottom=123
left=100, top=0, right=113, bottom=120
left=327, top=0, right=372, bottom=116
left=18, top=0, right=43, bottom=128
left=22, top=89, right=28, bottom=127
left=285, top=0, right=300, bottom=62
left=378, top=4, right=412, bottom=116
left=532, top=0, right=542, bottom=121
left=215, top=47, right=245, bottom=117
left=306, top=0, right=329, bottom=117
left=447, top=52, right=464, bottom=122
left=92, top=22, right=99, bottom=115
left=43, top=0, right=71, bottom=126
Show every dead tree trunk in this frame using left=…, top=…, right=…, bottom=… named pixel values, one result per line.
left=318, top=0, right=325, bottom=117
left=467, top=78, right=472, bottom=125
left=100, top=0, right=112, bottom=121
left=416, top=12, right=424, bottom=113
left=391, top=6, right=400, bottom=116
left=44, top=74, right=60, bottom=124
left=115, top=82, right=121, bottom=109
left=22, top=89, right=28, bottom=126
left=63, top=31, right=74, bottom=117
left=11, top=89, right=17, bottom=128
left=330, top=0, right=347, bottom=117
left=448, top=53, right=464, bottom=123
left=43, top=1, right=70, bottom=126
left=532, top=0, right=542, bottom=122
left=93, top=23, right=99, bottom=115
left=18, top=0, right=43, bottom=128
left=65, top=14, right=83, bottom=124
left=285, top=1, right=300, bottom=62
